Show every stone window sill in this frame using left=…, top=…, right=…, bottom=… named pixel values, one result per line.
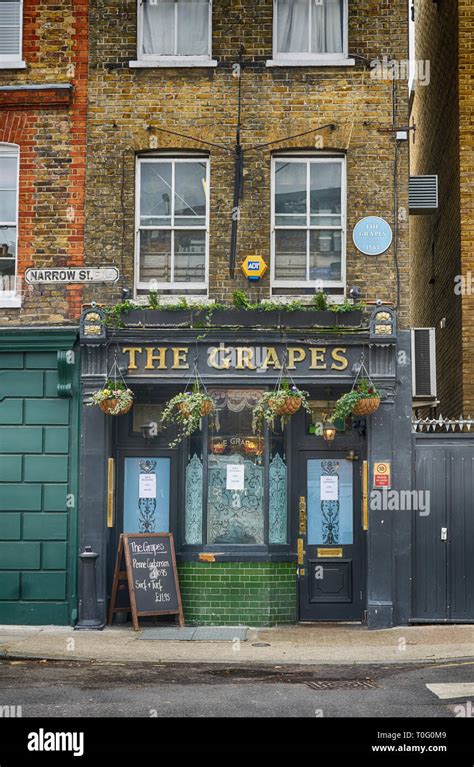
left=0, top=297, right=22, bottom=308
left=129, top=58, right=218, bottom=69
left=266, top=58, right=355, bottom=68
left=0, top=61, right=27, bottom=70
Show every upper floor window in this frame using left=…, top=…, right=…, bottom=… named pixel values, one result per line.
left=271, top=156, right=345, bottom=294
left=138, top=0, right=212, bottom=60
left=0, top=0, right=24, bottom=66
left=0, top=143, right=20, bottom=305
left=271, top=0, right=351, bottom=64
left=136, top=156, right=209, bottom=295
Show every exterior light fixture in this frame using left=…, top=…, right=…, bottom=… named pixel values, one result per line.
left=322, top=422, right=337, bottom=443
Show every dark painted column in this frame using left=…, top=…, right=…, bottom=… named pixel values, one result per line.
left=76, top=343, right=110, bottom=629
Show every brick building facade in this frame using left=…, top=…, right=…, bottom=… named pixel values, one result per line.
left=410, top=0, right=474, bottom=416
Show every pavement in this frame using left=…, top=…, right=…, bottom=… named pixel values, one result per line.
left=0, top=622, right=473, bottom=665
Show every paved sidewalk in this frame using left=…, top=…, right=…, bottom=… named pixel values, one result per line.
left=0, top=622, right=473, bottom=665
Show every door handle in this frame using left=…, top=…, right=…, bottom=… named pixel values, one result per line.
left=440, top=527, right=448, bottom=542
left=299, top=496, right=307, bottom=534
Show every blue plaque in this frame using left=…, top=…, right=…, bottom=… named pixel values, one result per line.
left=352, top=216, right=393, bottom=256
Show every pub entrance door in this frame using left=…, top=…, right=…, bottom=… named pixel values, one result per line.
left=298, top=451, right=366, bottom=621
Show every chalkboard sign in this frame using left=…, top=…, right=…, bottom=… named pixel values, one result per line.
left=108, top=533, right=184, bottom=631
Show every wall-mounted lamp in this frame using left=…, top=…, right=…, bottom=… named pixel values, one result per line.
left=322, top=422, right=337, bottom=443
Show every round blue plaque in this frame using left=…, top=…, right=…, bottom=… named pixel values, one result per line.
left=352, top=216, right=393, bottom=256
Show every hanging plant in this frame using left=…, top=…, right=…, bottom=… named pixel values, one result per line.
left=161, top=370, right=215, bottom=447
left=332, top=377, right=381, bottom=423
left=88, top=379, right=134, bottom=416
left=252, top=379, right=312, bottom=433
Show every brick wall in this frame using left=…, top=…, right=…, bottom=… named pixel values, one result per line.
left=0, top=0, right=88, bottom=326
left=177, top=561, right=297, bottom=626
left=84, top=0, right=411, bottom=327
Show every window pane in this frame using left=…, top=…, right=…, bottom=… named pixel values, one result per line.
left=140, top=162, right=172, bottom=226
left=312, top=0, right=344, bottom=54
left=0, top=226, right=16, bottom=257
left=207, top=394, right=264, bottom=545
left=139, top=229, right=171, bottom=283
left=0, top=157, right=18, bottom=189
left=275, top=161, right=307, bottom=218
left=174, top=230, right=205, bottom=282
left=0, top=1, right=21, bottom=56
left=277, top=0, right=309, bottom=53
left=185, top=435, right=203, bottom=544
left=269, top=425, right=287, bottom=544
left=177, top=0, right=209, bottom=55
left=275, top=230, right=307, bottom=281
left=174, top=162, right=206, bottom=220
left=307, top=458, right=353, bottom=545
left=142, top=0, right=175, bottom=56
left=0, top=191, right=16, bottom=222
left=310, top=162, right=341, bottom=225
left=309, top=229, right=342, bottom=281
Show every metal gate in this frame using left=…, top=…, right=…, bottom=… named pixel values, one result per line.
left=413, top=426, right=474, bottom=622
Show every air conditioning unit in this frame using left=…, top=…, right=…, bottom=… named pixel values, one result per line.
left=411, top=328, right=437, bottom=401
left=409, top=175, right=439, bottom=214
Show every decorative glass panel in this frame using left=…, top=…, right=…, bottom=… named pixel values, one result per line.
left=123, top=457, right=170, bottom=533
left=185, top=452, right=203, bottom=544
left=269, top=452, right=287, bottom=544
left=307, top=458, right=353, bottom=545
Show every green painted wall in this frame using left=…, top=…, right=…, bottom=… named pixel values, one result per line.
left=0, top=339, right=79, bottom=625
left=177, top=562, right=297, bottom=626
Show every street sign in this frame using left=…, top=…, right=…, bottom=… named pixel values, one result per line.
left=353, top=216, right=393, bottom=256
left=24, top=267, right=119, bottom=284
left=373, top=461, right=391, bottom=488
left=241, top=255, right=267, bottom=281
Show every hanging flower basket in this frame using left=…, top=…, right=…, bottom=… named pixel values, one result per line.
left=332, top=377, right=381, bottom=423
left=88, top=379, right=134, bottom=417
left=252, top=379, right=312, bottom=433
left=161, top=369, right=215, bottom=447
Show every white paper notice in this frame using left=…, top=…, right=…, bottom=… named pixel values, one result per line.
left=320, top=475, right=338, bottom=501
left=226, top=463, right=245, bottom=491
left=139, top=473, right=156, bottom=499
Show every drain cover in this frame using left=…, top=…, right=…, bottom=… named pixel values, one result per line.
left=305, top=679, right=377, bottom=690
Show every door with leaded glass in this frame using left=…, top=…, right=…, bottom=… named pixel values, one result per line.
left=298, top=451, right=365, bottom=621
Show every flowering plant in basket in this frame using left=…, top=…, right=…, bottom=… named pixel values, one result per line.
left=160, top=383, right=215, bottom=447
left=332, top=378, right=381, bottom=422
left=87, top=379, right=134, bottom=416
left=252, top=379, right=312, bottom=433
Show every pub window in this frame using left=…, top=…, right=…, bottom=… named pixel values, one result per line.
left=271, top=155, right=345, bottom=294
left=137, top=0, right=213, bottom=61
left=272, top=0, right=348, bottom=61
left=184, top=389, right=288, bottom=549
left=135, top=155, right=209, bottom=296
left=0, top=0, right=23, bottom=66
left=0, top=143, right=20, bottom=306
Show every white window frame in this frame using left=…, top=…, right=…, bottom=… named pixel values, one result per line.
left=270, top=154, right=346, bottom=293
left=267, top=0, right=354, bottom=67
left=135, top=155, right=210, bottom=294
left=0, top=0, right=26, bottom=68
left=0, top=142, right=21, bottom=307
left=131, top=0, right=217, bottom=68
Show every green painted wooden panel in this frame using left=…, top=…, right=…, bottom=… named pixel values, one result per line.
left=0, top=513, right=21, bottom=540
left=0, top=455, right=22, bottom=481
left=44, top=427, right=69, bottom=454
left=0, top=427, right=42, bottom=453
left=21, top=572, right=66, bottom=600
left=25, top=399, right=69, bottom=425
left=23, top=514, right=67, bottom=541
left=0, top=485, right=41, bottom=511
left=0, top=371, right=43, bottom=398
left=42, top=542, right=67, bottom=570
left=24, top=455, right=68, bottom=482
left=0, top=400, right=22, bottom=424
left=25, top=352, right=57, bottom=369
left=44, top=371, right=59, bottom=397
left=0, top=573, right=20, bottom=599
left=0, top=602, right=69, bottom=625
left=43, top=485, right=68, bottom=511
left=0, top=354, right=23, bottom=369
left=0, top=542, right=40, bottom=569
